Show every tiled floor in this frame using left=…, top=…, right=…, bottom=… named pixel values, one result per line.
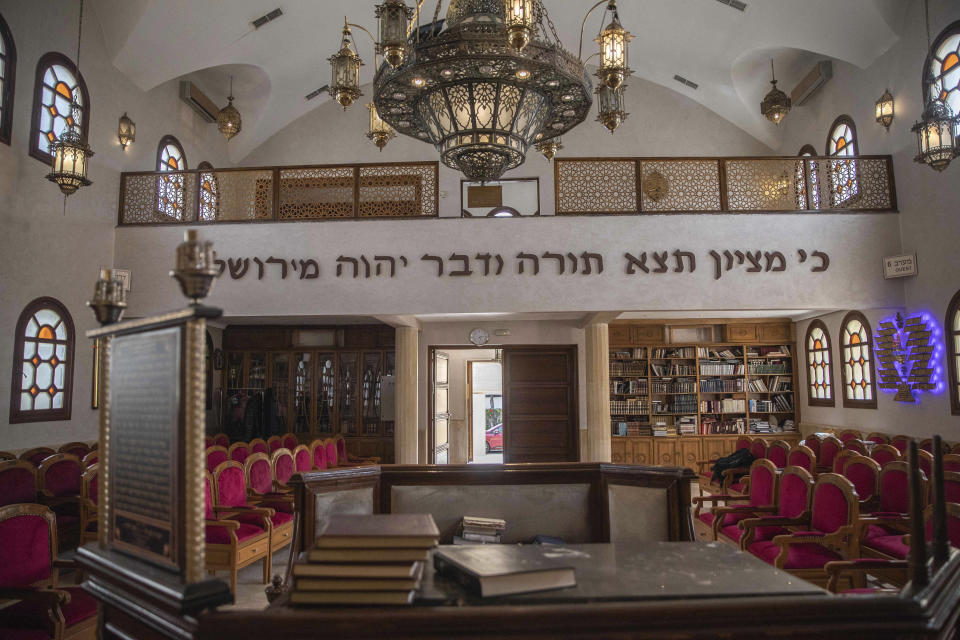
left=220, top=548, right=293, bottom=610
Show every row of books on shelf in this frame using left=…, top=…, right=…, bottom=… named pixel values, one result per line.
left=748, top=395, right=794, bottom=412
left=651, top=363, right=698, bottom=376
left=747, top=358, right=791, bottom=374
left=651, top=379, right=697, bottom=393
left=677, top=416, right=697, bottom=435
left=614, top=415, right=798, bottom=436
left=696, top=347, right=743, bottom=358
left=748, top=375, right=793, bottom=392
left=750, top=345, right=792, bottom=357
left=700, top=362, right=745, bottom=375
left=611, top=347, right=647, bottom=360
left=611, top=379, right=649, bottom=394
left=652, top=422, right=678, bottom=437
left=699, top=416, right=747, bottom=434
left=651, top=347, right=698, bottom=358
left=610, top=362, right=647, bottom=376
left=651, top=397, right=698, bottom=413
left=611, top=400, right=649, bottom=415
left=614, top=421, right=652, bottom=437
left=700, top=398, right=746, bottom=413
left=700, top=378, right=746, bottom=392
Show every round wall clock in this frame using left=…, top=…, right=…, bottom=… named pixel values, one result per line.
left=469, top=328, right=490, bottom=346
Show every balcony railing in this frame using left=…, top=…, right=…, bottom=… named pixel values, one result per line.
left=118, top=161, right=439, bottom=225
left=554, top=156, right=896, bottom=215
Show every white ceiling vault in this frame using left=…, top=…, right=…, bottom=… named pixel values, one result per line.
left=89, top=0, right=907, bottom=164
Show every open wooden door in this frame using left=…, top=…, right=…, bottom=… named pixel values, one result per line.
left=432, top=351, right=449, bottom=464
left=502, top=346, right=578, bottom=463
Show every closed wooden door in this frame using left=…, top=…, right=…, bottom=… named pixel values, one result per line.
left=502, top=347, right=578, bottom=463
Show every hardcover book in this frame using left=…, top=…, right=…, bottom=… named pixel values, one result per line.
left=315, top=514, right=440, bottom=548
left=434, top=545, right=576, bottom=597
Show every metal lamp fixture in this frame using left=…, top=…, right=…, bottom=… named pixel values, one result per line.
left=504, top=0, right=535, bottom=52
left=367, top=102, right=396, bottom=151
left=217, top=76, right=242, bottom=140
left=595, top=1, right=632, bottom=90
left=535, top=136, right=562, bottom=161
left=914, top=0, right=959, bottom=172
left=46, top=0, right=93, bottom=197
left=596, top=84, right=627, bottom=133
left=328, top=19, right=363, bottom=110
left=117, top=112, right=135, bottom=148
left=761, top=59, right=791, bottom=125
left=376, top=0, right=413, bottom=68
left=875, top=89, right=894, bottom=129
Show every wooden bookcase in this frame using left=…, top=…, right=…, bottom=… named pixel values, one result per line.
left=609, top=321, right=801, bottom=472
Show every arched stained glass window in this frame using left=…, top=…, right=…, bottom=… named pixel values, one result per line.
left=157, top=135, right=187, bottom=219
left=197, top=160, right=219, bottom=221
left=0, top=13, right=17, bottom=145
left=796, top=144, right=820, bottom=211
left=840, top=311, right=877, bottom=409
left=806, top=320, right=834, bottom=406
left=29, top=52, right=89, bottom=163
left=826, top=115, right=859, bottom=207
left=10, top=297, right=74, bottom=423
left=925, top=21, right=960, bottom=119
left=947, top=289, right=960, bottom=416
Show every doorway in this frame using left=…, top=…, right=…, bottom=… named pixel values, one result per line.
left=469, top=360, right=503, bottom=463
left=430, top=348, right=501, bottom=464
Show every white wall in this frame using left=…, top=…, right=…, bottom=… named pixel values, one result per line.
left=781, top=0, right=960, bottom=436
left=0, top=0, right=232, bottom=450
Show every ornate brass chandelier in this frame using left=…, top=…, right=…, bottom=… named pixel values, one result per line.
left=760, top=59, right=791, bottom=125
left=216, top=75, right=242, bottom=140
left=330, top=0, right=634, bottom=182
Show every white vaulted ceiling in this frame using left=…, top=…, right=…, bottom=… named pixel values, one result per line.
left=89, top=0, right=908, bottom=163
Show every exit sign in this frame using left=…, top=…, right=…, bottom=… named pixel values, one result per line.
left=883, top=253, right=918, bottom=279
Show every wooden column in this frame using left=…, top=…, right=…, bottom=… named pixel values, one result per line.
left=584, top=323, right=611, bottom=462
left=395, top=326, right=419, bottom=464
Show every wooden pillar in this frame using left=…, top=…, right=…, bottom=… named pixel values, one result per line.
left=395, top=326, right=419, bottom=464
left=584, top=323, right=611, bottom=462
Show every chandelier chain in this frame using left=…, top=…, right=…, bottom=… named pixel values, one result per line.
left=924, top=0, right=931, bottom=51
left=76, top=0, right=83, bottom=71
left=541, top=2, right=562, bottom=47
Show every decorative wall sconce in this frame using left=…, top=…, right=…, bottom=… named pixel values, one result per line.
left=329, top=20, right=363, bottom=110
left=504, top=0, right=535, bottom=52
left=595, top=1, right=632, bottom=90
left=875, top=89, right=894, bottom=129
left=117, top=112, right=136, bottom=148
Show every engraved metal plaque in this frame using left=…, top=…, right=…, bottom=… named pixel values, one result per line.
left=109, top=326, right=181, bottom=568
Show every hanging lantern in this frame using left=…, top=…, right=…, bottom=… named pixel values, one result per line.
left=535, top=136, right=563, bottom=161
left=366, top=102, right=396, bottom=151
left=596, top=84, right=627, bottom=133
left=376, top=0, right=413, bottom=69
left=504, top=0, right=535, bottom=53
left=911, top=98, right=959, bottom=172
left=329, top=20, right=363, bottom=110
left=117, top=112, right=135, bottom=148
left=217, top=76, right=242, bottom=140
left=595, top=1, right=632, bottom=90
left=875, top=89, right=894, bottom=129
left=760, top=60, right=791, bottom=125
left=46, top=125, right=93, bottom=196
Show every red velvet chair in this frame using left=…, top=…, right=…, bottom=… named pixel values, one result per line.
left=766, top=440, right=790, bottom=469
left=36, top=454, right=83, bottom=550
left=0, top=451, right=15, bottom=461
left=57, top=442, right=90, bottom=459
left=739, top=465, right=815, bottom=551
left=735, top=436, right=752, bottom=451
left=227, top=442, right=249, bottom=465
left=802, top=435, right=822, bottom=460
left=692, top=459, right=779, bottom=545
left=942, top=454, right=960, bottom=472
left=282, top=433, right=299, bottom=450
left=786, top=445, right=816, bottom=474
left=334, top=434, right=379, bottom=466
left=919, top=438, right=949, bottom=456
left=204, top=471, right=271, bottom=594
left=271, top=449, right=296, bottom=492
left=695, top=436, right=752, bottom=493
left=865, top=432, right=889, bottom=445
left=917, top=449, right=933, bottom=479
left=843, top=439, right=867, bottom=455
left=832, top=450, right=856, bottom=474
left=217, top=459, right=292, bottom=562
left=748, top=439, right=767, bottom=461
left=309, top=439, right=327, bottom=470
left=206, top=446, right=229, bottom=473
left=889, top=435, right=910, bottom=454
left=0, top=503, right=98, bottom=639
left=205, top=436, right=214, bottom=448
left=870, top=444, right=900, bottom=467
left=19, top=447, right=55, bottom=468
left=244, top=453, right=275, bottom=499
left=79, top=464, right=98, bottom=545
left=817, top=436, right=843, bottom=473
left=0, top=460, right=38, bottom=507
left=941, top=470, right=960, bottom=503
left=292, top=445, right=311, bottom=473
left=837, top=430, right=861, bottom=444
left=267, top=436, right=282, bottom=454
left=857, top=462, right=920, bottom=564
left=80, top=451, right=98, bottom=469
left=249, top=438, right=268, bottom=455
left=842, top=455, right=880, bottom=509
left=213, top=433, right=230, bottom=448
left=324, top=439, right=339, bottom=469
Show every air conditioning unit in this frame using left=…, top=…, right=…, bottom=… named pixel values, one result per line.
left=179, top=81, right=219, bottom=123
left=791, top=60, right=833, bottom=106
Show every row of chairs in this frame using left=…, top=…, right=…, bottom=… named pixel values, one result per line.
left=1, top=441, right=97, bottom=468
left=204, top=432, right=298, bottom=453
left=205, top=435, right=376, bottom=475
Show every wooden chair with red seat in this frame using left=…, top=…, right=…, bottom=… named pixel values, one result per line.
left=0, top=451, right=15, bottom=461
left=36, top=454, right=83, bottom=550
left=206, top=445, right=229, bottom=473
left=204, top=471, right=271, bottom=594
left=692, top=459, right=779, bottom=545
left=817, top=435, right=843, bottom=473
left=739, top=466, right=815, bottom=552
left=889, top=435, right=910, bottom=455
left=267, top=436, right=283, bottom=454
left=786, top=445, right=816, bottom=474
left=270, top=449, right=296, bottom=493
left=292, top=445, right=311, bottom=473
left=213, top=433, right=230, bottom=448
left=218, top=459, right=291, bottom=564
left=766, top=440, right=790, bottom=469
left=919, top=438, right=949, bottom=456
left=282, top=433, right=299, bottom=450
left=842, top=455, right=881, bottom=511
left=720, top=439, right=768, bottom=496
left=244, top=455, right=295, bottom=517
left=917, top=449, right=934, bottom=479
left=308, top=439, right=327, bottom=470
left=57, top=443, right=90, bottom=460
left=249, top=438, right=268, bottom=455
left=802, top=434, right=822, bottom=461
left=0, top=504, right=98, bottom=639
left=19, top=447, right=55, bottom=468
left=0, top=460, right=38, bottom=507
left=323, top=439, right=339, bottom=469
left=334, top=434, right=379, bottom=466
left=79, top=464, right=98, bottom=545
left=80, top=451, right=97, bottom=469
left=831, top=449, right=856, bottom=474
left=837, top=429, right=861, bottom=444
left=942, top=454, right=960, bottom=472
left=749, top=474, right=861, bottom=589
left=695, top=436, right=753, bottom=493
left=748, top=438, right=767, bottom=460
left=865, top=432, right=889, bottom=445
left=205, top=436, right=214, bottom=448
left=869, top=444, right=900, bottom=467
left=843, top=439, right=868, bottom=455
left=227, top=442, right=249, bottom=465
left=856, top=462, right=921, bottom=574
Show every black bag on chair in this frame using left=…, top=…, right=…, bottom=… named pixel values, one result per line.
left=711, top=448, right=755, bottom=485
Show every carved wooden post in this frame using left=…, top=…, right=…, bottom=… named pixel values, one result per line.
left=932, top=434, right=950, bottom=569
left=907, top=440, right=929, bottom=593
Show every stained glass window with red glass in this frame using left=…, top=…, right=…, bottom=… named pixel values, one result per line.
left=30, top=52, right=88, bottom=163
left=826, top=116, right=859, bottom=207
left=806, top=320, right=834, bottom=406
left=197, top=160, right=219, bottom=221
left=927, top=25, right=960, bottom=120
left=840, top=311, right=877, bottom=409
left=10, top=297, right=74, bottom=423
left=157, top=135, right=187, bottom=220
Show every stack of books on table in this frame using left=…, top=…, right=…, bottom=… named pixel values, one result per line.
left=289, top=513, right=439, bottom=606
left=454, top=516, right=506, bottom=544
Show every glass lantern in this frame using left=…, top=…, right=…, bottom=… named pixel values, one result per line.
left=46, top=125, right=93, bottom=195
left=911, top=98, right=959, bottom=172
left=117, top=112, right=136, bottom=148
left=328, top=22, right=363, bottom=110
left=366, top=102, right=396, bottom=151
left=596, top=84, right=627, bottom=133
left=875, top=89, right=894, bottom=129
left=377, top=0, right=412, bottom=69
left=504, top=0, right=535, bottom=52
left=595, top=3, right=631, bottom=90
